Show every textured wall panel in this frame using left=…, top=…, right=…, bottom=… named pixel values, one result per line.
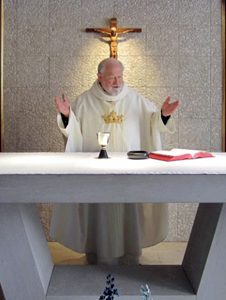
left=179, top=26, right=210, bottom=57
left=121, top=55, right=147, bottom=87
left=18, top=25, right=50, bottom=56
left=17, top=0, right=49, bottom=27
left=81, top=0, right=114, bottom=27
left=177, top=203, right=199, bottom=241
left=50, top=0, right=81, bottom=28
left=166, top=203, right=179, bottom=242
left=179, top=118, right=211, bottom=150
left=210, top=119, right=223, bottom=152
left=211, top=55, right=223, bottom=88
left=81, top=34, right=111, bottom=57
left=178, top=0, right=210, bottom=26
left=4, top=0, right=17, bottom=58
left=17, top=56, right=49, bottom=87
left=147, top=0, right=179, bottom=26
left=179, top=87, right=211, bottom=119
left=114, top=0, right=147, bottom=26
left=211, top=0, right=222, bottom=26
left=117, top=33, right=146, bottom=57
left=211, top=26, right=223, bottom=56
left=50, top=56, right=83, bottom=87
left=4, top=54, right=17, bottom=88
left=50, top=27, right=82, bottom=57
left=147, top=56, right=179, bottom=87
left=179, top=55, right=210, bottom=88
left=147, top=25, right=178, bottom=56
left=3, top=88, right=18, bottom=152
left=211, top=87, right=223, bottom=118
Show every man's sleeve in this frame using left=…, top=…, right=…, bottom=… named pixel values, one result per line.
left=61, top=114, right=69, bottom=127
left=161, top=112, right=170, bottom=125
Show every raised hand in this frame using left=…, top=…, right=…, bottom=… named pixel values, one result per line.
left=55, top=93, right=70, bottom=117
left=161, top=97, right=179, bottom=117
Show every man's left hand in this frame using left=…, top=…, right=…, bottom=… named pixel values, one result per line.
left=161, top=97, right=179, bottom=117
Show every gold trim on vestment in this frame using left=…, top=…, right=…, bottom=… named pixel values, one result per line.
left=102, top=110, right=124, bottom=124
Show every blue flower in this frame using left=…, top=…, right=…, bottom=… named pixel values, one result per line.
left=99, top=274, right=119, bottom=300
left=140, top=284, right=153, bottom=300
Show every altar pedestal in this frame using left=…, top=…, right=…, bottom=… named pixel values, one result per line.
left=0, top=204, right=53, bottom=300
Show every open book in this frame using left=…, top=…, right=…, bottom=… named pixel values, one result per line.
left=148, top=149, right=214, bottom=162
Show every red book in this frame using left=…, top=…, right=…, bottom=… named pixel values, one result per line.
left=148, top=149, right=214, bottom=162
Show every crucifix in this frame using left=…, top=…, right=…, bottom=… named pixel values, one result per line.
left=86, top=18, right=142, bottom=59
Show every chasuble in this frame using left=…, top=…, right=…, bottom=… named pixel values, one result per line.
left=50, top=80, right=175, bottom=259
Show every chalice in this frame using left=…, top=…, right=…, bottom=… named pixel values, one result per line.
left=97, top=132, right=111, bottom=159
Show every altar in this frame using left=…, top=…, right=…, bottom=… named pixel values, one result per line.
left=0, top=152, right=226, bottom=300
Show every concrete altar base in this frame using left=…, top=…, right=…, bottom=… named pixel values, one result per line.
left=0, top=204, right=53, bottom=300
left=0, top=203, right=226, bottom=300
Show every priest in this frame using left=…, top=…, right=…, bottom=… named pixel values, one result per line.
left=50, top=58, right=179, bottom=265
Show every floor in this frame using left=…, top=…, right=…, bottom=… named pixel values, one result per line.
left=48, top=241, right=187, bottom=265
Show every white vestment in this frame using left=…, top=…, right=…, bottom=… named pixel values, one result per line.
left=50, top=80, right=175, bottom=258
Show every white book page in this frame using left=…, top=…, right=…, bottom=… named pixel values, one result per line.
left=152, top=149, right=203, bottom=157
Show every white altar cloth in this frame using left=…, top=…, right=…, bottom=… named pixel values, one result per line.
left=0, top=152, right=225, bottom=174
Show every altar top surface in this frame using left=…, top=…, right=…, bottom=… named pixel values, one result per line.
left=0, top=152, right=226, bottom=203
left=0, top=152, right=226, bottom=175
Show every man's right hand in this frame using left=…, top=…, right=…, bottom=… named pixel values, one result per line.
left=55, top=93, right=70, bottom=117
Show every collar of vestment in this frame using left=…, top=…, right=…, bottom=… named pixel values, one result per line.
left=90, top=80, right=129, bottom=102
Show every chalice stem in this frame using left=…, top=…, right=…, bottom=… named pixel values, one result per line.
left=98, top=146, right=108, bottom=159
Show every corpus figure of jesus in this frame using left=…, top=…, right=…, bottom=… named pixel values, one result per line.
left=86, top=18, right=142, bottom=58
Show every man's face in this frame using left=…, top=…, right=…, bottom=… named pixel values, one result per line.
left=98, top=62, right=124, bottom=96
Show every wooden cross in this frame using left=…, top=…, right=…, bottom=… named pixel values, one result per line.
left=86, top=18, right=142, bottom=59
